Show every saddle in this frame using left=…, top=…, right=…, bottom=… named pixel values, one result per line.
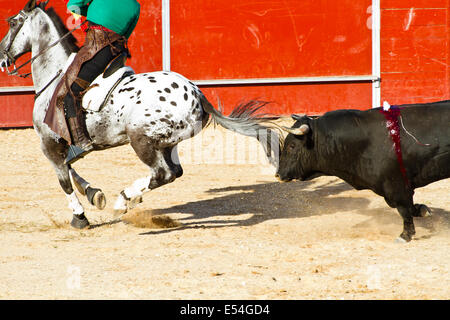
left=82, top=54, right=135, bottom=112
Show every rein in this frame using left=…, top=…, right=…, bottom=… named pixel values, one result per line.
left=34, top=69, right=61, bottom=99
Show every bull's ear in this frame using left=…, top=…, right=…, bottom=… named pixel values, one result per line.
left=291, top=114, right=303, bottom=121
left=23, top=0, right=37, bottom=12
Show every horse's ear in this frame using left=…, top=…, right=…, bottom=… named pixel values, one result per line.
left=23, top=0, right=37, bottom=12
left=38, top=0, right=49, bottom=10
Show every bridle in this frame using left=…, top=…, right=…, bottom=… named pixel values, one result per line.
left=3, top=10, right=31, bottom=78
left=2, top=7, right=86, bottom=97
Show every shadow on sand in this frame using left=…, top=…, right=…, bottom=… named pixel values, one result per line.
left=136, top=179, right=372, bottom=235
left=128, top=178, right=448, bottom=237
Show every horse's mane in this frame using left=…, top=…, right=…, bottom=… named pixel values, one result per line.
left=43, top=7, right=79, bottom=54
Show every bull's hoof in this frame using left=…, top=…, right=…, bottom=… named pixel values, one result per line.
left=71, top=214, right=90, bottom=229
left=415, top=204, right=432, bottom=217
left=396, top=231, right=413, bottom=243
left=395, top=237, right=408, bottom=244
left=86, top=187, right=106, bottom=210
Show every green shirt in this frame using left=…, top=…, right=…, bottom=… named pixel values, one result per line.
left=67, top=0, right=140, bottom=38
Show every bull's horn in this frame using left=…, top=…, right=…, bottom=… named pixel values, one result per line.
left=281, top=124, right=310, bottom=135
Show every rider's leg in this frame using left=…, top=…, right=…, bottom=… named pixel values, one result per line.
left=65, top=40, right=127, bottom=165
left=64, top=87, right=93, bottom=165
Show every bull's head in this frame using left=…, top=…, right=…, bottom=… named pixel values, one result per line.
left=276, top=114, right=317, bottom=182
left=0, top=0, right=48, bottom=73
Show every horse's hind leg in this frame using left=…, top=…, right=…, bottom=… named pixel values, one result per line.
left=113, top=145, right=182, bottom=215
left=41, top=141, right=89, bottom=229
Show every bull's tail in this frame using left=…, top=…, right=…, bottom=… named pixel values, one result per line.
left=200, top=94, right=281, bottom=167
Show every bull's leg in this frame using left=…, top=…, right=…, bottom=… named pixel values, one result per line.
left=41, top=141, right=89, bottom=229
left=69, top=168, right=106, bottom=210
left=412, top=204, right=432, bottom=217
left=385, top=192, right=433, bottom=242
left=113, top=145, right=181, bottom=216
left=382, top=183, right=420, bottom=242
left=395, top=205, right=416, bottom=242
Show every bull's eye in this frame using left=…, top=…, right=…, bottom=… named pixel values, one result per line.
left=288, top=143, right=296, bottom=152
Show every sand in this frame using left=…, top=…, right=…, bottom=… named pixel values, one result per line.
left=0, top=126, right=448, bottom=299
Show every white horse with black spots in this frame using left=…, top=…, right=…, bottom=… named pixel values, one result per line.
left=0, top=0, right=279, bottom=229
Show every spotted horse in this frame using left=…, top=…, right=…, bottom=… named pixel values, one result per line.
left=0, top=0, right=280, bottom=228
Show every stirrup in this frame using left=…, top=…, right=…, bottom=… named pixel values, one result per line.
left=65, top=144, right=93, bottom=165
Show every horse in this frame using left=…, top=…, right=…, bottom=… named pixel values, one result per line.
left=0, top=0, right=280, bottom=229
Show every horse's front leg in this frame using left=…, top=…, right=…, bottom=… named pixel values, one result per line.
left=41, top=141, right=90, bottom=229
left=66, top=188, right=89, bottom=229
left=69, top=168, right=106, bottom=210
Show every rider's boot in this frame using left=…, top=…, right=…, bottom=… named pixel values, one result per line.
left=65, top=111, right=94, bottom=165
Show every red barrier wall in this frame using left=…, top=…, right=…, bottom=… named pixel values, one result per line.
left=171, top=0, right=373, bottom=114
left=0, top=0, right=449, bottom=127
left=380, top=0, right=450, bottom=104
left=171, top=0, right=372, bottom=79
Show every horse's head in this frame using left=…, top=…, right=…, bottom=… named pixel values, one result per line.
left=0, top=0, right=49, bottom=71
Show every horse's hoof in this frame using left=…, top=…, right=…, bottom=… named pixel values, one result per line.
left=71, top=214, right=90, bottom=229
left=416, top=204, right=432, bottom=217
left=128, top=196, right=143, bottom=209
left=86, top=187, right=106, bottom=210
left=92, top=190, right=106, bottom=210
left=113, top=208, right=127, bottom=218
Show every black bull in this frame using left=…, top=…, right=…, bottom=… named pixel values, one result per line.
left=276, top=100, right=450, bottom=242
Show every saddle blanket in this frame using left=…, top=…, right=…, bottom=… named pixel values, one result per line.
left=61, top=53, right=135, bottom=112
left=82, top=66, right=135, bottom=112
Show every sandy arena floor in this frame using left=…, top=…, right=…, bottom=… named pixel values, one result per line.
left=0, top=126, right=448, bottom=299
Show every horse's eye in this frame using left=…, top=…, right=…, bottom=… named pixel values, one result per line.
left=9, top=20, right=16, bottom=28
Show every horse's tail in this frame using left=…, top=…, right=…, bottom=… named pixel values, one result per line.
left=200, top=94, right=281, bottom=167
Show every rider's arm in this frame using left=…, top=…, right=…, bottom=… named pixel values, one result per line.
left=67, top=0, right=91, bottom=17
